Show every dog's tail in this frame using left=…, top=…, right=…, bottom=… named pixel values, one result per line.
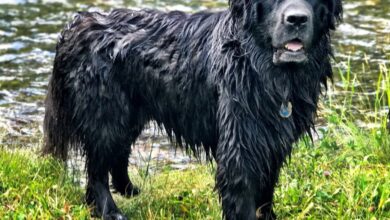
left=42, top=14, right=89, bottom=160
left=42, top=75, right=72, bottom=161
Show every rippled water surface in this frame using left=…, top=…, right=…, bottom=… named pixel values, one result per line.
left=0, top=0, right=389, bottom=164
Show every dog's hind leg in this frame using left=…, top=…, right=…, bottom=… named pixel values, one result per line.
left=110, top=149, right=140, bottom=197
left=80, top=92, right=138, bottom=219
left=84, top=134, right=130, bottom=220
left=110, top=126, right=144, bottom=197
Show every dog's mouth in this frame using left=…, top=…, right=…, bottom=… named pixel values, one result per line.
left=273, top=39, right=308, bottom=65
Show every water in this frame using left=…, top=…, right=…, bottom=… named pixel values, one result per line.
left=0, top=0, right=389, bottom=166
left=334, top=1, right=389, bottom=88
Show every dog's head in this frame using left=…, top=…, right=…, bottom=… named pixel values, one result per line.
left=229, top=0, right=342, bottom=65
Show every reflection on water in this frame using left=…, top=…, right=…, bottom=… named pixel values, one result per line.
left=334, top=1, right=390, bottom=77
left=0, top=0, right=389, bottom=166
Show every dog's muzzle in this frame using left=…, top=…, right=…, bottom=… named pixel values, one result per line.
left=272, top=0, right=314, bottom=65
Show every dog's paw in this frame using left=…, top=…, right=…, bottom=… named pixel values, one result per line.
left=123, top=186, right=141, bottom=197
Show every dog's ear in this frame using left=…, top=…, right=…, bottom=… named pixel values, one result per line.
left=229, top=0, right=255, bottom=28
left=328, top=0, right=343, bottom=30
left=229, top=0, right=250, bottom=18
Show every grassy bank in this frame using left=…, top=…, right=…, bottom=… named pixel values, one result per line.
left=1, top=112, right=389, bottom=219
left=1, top=125, right=389, bottom=219
left=1, top=65, right=390, bottom=219
left=0, top=149, right=90, bottom=219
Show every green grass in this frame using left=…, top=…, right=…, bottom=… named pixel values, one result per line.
left=0, top=149, right=90, bottom=219
left=1, top=125, right=389, bottom=220
left=1, top=64, right=390, bottom=219
left=118, top=166, right=220, bottom=219
left=276, top=129, right=390, bottom=219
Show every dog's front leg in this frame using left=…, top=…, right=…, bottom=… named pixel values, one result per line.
left=216, top=96, right=279, bottom=220
left=216, top=95, right=258, bottom=220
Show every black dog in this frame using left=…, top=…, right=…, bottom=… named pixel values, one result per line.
left=43, top=0, right=342, bottom=219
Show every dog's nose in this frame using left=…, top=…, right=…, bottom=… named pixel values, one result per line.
left=284, top=10, right=309, bottom=26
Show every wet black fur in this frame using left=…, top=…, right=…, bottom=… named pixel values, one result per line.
left=43, top=0, right=342, bottom=219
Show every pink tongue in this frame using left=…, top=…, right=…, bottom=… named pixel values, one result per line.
left=286, top=41, right=303, bottom=51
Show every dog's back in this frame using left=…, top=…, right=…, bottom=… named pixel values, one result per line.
left=43, top=9, right=223, bottom=159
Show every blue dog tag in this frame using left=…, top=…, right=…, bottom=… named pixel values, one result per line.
left=279, top=101, right=292, bottom=118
